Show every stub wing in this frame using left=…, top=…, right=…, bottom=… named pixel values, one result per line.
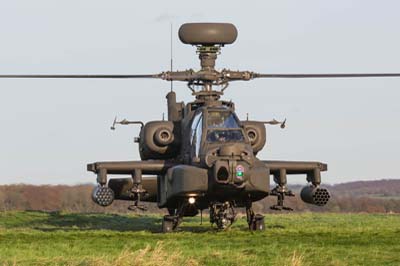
left=263, top=160, right=327, bottom=175
left=87, top=160, right=178, bottom=184
left=261, top=160, right=330, bottom=209
left=262, top=160, right=327, bottom=185
left=87, top=160, right=179, bottom=205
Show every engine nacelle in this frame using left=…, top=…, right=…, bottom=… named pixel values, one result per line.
left=241, top=121, right=266, bottom=154
left=139, top=121, right=180, bottom=160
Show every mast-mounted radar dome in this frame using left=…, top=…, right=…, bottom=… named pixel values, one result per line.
left=178, top=23, right=238, bottom=46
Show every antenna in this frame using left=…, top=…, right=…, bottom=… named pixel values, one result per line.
left=170, top=23, right=174, bottom=92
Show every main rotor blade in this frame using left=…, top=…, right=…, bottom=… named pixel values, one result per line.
left=254, top=73, right=400, bottom=78
left=0, top=74, right=160, bottom=79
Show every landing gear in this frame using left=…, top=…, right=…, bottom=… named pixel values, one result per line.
left=161, top=204, right=186, bottom=233
left=162, top=215, right=179, bottom=233
left=246, top=203, right=265, bottom=231
left=210, top=202, right=236, bottom=230
left=250, top=214, right=265, bottom=231
left=167, top=208, right=177, bottom=216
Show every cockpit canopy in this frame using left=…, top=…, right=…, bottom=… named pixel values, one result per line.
left=207, top=111, right=240, bottom=129
left=206, top=110, right=244, bottom=143
left=190, top=108, right=245, bottom=152
left=206, top=129, right=244, bottom=143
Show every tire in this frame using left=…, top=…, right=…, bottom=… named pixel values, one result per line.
left=250, top=214, right=265, bottom=231
left=162, top=218, right=174, bottom=233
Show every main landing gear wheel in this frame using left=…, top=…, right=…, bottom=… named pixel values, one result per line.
left=162, top=215, right=178, bottom=233
left=249, top=214, right=265, bottom=231
left=210, top=202, right=236, bottom=230
left=162, top=204, right=186, bottom=233
left=246, top=203, right=265, bottom=231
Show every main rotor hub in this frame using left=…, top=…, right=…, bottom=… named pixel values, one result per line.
left=177, top=23, right=239, bottom=98
left=179, top=23, right=237, bottom=73
left=158, top=23, right=256, bottom=101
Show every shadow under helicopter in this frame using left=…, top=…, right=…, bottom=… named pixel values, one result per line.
left=22, top=211, right=280, bottom=233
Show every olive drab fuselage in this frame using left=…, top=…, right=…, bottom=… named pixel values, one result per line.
left=87, top=89, right=327, bottom=213
left=155, top=92, right=271, bottom=210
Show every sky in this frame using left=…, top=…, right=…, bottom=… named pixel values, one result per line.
left=0, top=0, right=399, bottom=185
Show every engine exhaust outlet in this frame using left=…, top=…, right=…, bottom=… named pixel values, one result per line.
left=154, top=128, right=174, bottom=146
left=300, top=186, right=330, bottom=206
left=92, top=186, right=115, bottom=207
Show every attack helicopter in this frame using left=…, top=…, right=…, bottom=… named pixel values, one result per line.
left=2, top=23, right=400, bottom=232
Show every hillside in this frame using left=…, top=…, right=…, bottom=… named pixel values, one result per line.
left=330, top=179, right=400, bottom=198
left=0, top=179, right=400, bottom=213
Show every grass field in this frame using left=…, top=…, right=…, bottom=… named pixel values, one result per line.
left=0, top=211, right=399, bottom=266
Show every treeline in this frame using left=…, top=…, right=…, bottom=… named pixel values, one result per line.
left=0, top=185, right=135, bottom=213
left=0, top=180, right=400, bottom=213
left=255, top=194, right=400, bottom=214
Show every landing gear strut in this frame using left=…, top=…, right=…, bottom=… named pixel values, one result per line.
left=246, top=202, right=265, bottom=231
left=210, top=202, right=236, bottom=230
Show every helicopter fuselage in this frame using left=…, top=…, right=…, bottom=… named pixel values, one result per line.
left=86, top=22, right=330, bottom=231
left=157, top=96, right=270, bottom=212
left=3, top=21, right=398, bottom=232
left=87, top=91, right=327, bottom=218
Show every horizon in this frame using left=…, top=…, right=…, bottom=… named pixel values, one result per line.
left=1, top=178, right=399, bottom=187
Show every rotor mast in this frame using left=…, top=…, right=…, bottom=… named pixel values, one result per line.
left=175, top=23, right=239, bottom=100
left=164, top=23, right=255, bottom=101
left=198, top=45, right=219, bottom=92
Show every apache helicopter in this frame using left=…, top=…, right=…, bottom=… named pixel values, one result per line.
left=2, top=23, right=400, bottom=232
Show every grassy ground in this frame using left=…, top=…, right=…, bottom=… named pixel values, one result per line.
left=0, top=211, right=399, bottom=266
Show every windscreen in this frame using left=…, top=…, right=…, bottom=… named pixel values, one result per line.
left=207, top=111, right=240, bottom=129
left=206, top=129, right=244, bottom=143
left=206, top=110, right=244, bottom=143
